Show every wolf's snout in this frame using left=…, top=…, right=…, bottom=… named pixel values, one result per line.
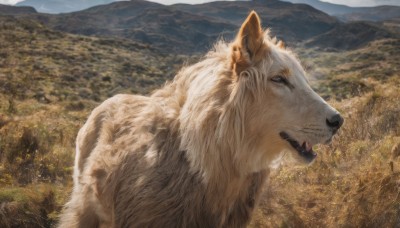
left=326, top=113, right=344, bottom=132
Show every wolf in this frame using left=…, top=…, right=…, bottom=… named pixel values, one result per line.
left=58, top=11, right=343, bottom=228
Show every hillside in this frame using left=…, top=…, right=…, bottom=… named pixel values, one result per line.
left=305, top=21, right=399, bottom=50
left=337, top=6, right=400, bottom=22
left=0, top=4, right=36, bottom=15
left=279, top=0, right=356, bottom=15
left=0, top=16, right=187, bottom=102
left=16, top=0, right=118, bottom=14
left=41, top=1, right=237, bottom=54
left=2, top=1, right=398, bottom=53
left=172, top=0, right=338, bottom=41
left=282, top=0, right=400, bottom=21
left=17, top=0, right=338, bottom=53
left=384, top=17, right=400, bottom=34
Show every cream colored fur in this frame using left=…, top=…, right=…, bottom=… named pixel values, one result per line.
left=58, top=11, right=341, bottom=228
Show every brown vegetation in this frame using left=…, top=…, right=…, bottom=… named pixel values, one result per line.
left=251, top=86, right=400, bottom=227
left=0, top=16, right=187, bottom=227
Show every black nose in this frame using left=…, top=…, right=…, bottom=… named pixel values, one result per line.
left=326, top=114, right=344, bottom=131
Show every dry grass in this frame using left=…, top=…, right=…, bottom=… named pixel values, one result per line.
left=251, top=88, right=400, bottom=227
left=0, top=16, right=188, bottom=227
left=0, top=183, right=71, bottom=228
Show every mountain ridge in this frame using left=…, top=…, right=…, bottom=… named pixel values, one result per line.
left=35, top=0, right=339, bottom=53
left=305, top=21, right=399, bottom=50
left=0, top=3, right=36, bottom=14
left=1, top=1, right=398, bottom=53
left=16, top=0, right=118, bottom=14
left=282, top=0, right=400, bottom=21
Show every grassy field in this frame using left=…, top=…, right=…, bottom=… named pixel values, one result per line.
left=0, top=17, right=399, bottom=227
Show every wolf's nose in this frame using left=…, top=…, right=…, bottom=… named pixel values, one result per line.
left=326, top=114, right=344, bottom=131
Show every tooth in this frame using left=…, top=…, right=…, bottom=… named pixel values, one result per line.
left=306, top=142, right=312, bottom=151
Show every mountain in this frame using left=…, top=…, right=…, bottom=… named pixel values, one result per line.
left=0, top=3, right=37, bottom=14
left=305, top=21, right=398, bottom=50
left=336, top=6, right=400, bottom=22
left=281, top=0, right=356, bottom=15
left=15, top=0, right=337, bottom=53
left=172, top=0, right=339, bottom=40
left=16, top=0, right=119, bottom=14
left=11, top=0, right=400, bottom=21
left=282, top=0, right=400, bottom=21
left=3, top=0, right=398, bottom=53
left=31, top=0, right=237, bottom=53
left=384, top=17, right=400, bottom=34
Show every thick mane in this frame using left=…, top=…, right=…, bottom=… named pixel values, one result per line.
left=153, top=35, right=289, bottom=180
left=149, top=34, right=289, bottom=183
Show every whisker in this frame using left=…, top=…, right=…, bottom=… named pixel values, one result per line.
left=296, top=129, right=328, bottom=138
left=303, top=127, right=324, bottom=132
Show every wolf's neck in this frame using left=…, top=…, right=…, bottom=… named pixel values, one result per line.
left=203, top=169, right=269, bottom=226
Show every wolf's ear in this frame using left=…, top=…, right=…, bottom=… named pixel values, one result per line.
left=277, top=40, right=285, bottom=49
left=231, top=11, right=265, bottom=75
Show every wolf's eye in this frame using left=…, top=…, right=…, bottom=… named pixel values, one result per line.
left=270, top=75, right=287, bottom=84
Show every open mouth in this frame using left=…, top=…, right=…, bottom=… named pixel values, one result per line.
left=280, top=132, right=317, bottom=162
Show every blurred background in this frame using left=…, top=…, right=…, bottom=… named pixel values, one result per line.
left=0, top=0, right=399, bottom=227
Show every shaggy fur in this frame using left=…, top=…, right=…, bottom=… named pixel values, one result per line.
left=59, top=11, right=342, bottom=228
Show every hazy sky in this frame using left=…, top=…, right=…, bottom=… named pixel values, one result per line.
left=1, top=0, right=19, bottom=4
left=1, top=0, right=399, bottom=7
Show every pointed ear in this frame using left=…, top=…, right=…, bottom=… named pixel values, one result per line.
left=231, top=11, right=265, bottom=75
left=277, top=40, right=285, bottom=49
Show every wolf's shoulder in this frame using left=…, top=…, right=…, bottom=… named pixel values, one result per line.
left=75, top=94, right=162, bottom=173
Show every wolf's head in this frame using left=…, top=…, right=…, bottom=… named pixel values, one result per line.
left=179, top=11, right=343, bottom=178
left=228, top=11, right=343, bottom=167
